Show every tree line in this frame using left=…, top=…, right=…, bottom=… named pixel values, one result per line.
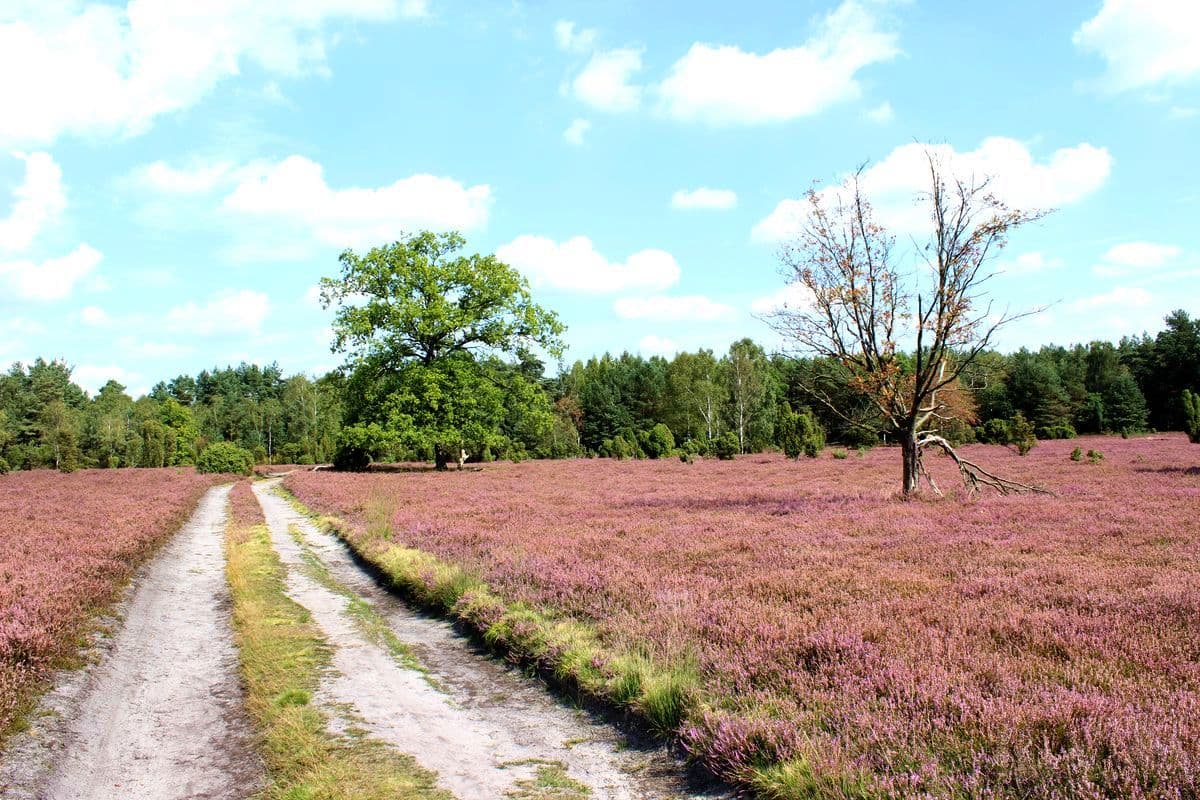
left=1, top=306, right=1195, bottom=474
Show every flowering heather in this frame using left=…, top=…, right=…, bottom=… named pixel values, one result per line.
left=0, top=468, right=219, bottom=739
left=286, top=435, right=1200, bottom=798
left=228, top=479, right=265, bottom=529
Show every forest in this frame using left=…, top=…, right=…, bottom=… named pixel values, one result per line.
left=1, top=307, right=1196, bottom=473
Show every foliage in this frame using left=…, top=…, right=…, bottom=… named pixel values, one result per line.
left=778, top=403, right=825, bottom=459
left=642, top=423, right=675, bottom=459
left=1184, top=389, right=1200, bottom=443
left=196, top=441, right=254, bottom=475
left=322, top=231, right=563, bottom=469
left=1010, top=411, right=1037, bottom=456
left=1070, top=446, right=1083, bottom=462
left=712, top=431, right=739, bottom=460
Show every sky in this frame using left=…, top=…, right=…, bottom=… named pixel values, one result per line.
left=1, top=0, right=1198, bottom=397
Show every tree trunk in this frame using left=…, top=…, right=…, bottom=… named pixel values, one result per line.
left=901, top=429, right=919, bottom=496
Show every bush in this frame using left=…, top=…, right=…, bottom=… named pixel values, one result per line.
left=196, top=442, right=253, bottom=475
left=643, top=423, right=676, bottom=459
left=0, top=456, right=8, bottom=475
left=1070, top=446, right=1083, bottom=462
left=600, top=435, right=635, bottom=461
left=1183, top=389, right=1200, bottom=443
left=678, top=450, right=695, bottom=464
left=333, top=423, right=393, bottom=471
left=1087, top=449, right=1104, bottom=464
left=1038, top=423, right=1077, bottom=440
left=712, top=432, right=739, bottom=460
left=1011, top=412, right=1037, bottom=456
left=779, top=403, right=825, bottom=459
left=976, top=418, right=1012, bottom=445
left=831, top=448, right=848, bottom=460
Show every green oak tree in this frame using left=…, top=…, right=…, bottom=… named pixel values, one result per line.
left=321, top=231, right=563, bottom=469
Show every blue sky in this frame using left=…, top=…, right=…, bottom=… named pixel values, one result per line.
left=1, top=0, right=1198, bottom=397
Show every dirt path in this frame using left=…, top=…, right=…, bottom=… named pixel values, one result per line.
left=253, top=479, right=728, bottom=800
left=2, top=485, right=262, bottom=800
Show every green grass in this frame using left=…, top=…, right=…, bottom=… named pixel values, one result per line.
left=224, top=507, right=451, bottom=800
left=504, top=760, right=592, bottom=799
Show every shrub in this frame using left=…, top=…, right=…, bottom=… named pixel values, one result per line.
left=332, top=423, right=394, bottom=471
left=600, top=435, right=635, bottom=460
left=643, top=424, right=676, bottom=459
left=779, top=403, right=825, bottom=459
left=712, top=432, right=739, bottom=460
left=856, top=446, right=869, bottom=459
left=976, top=418, right=1012, bottom=445
left=196, top=441, right=253, bottom=475
left=1038, top=423, right=1077, bottom=440
left=831, top=448, right=848, bottom=460
left=1087, top=449, right=1104, bottom=464
left=0, top=456, right=8, bottom=475
left=678, top=450, right=695, bottom=464
left=1183, top=389, right=1200, bottom=443
left=1070, top=447, right=1083, bottom=462
left=1011, top=412, right=1037, bottom=456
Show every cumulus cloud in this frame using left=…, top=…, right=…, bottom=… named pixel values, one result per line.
left=1094, top=241, right=1185, bottom=275
left=80, top=305, right=111, bottom=326
left=864, top=101, right=894, bottom=123
left=1074, top=0, right=1200, bottom=91
left=165, top=289, right=270, bottom=336
left=72, top=364, right=145, bottom=396
left=753, top=137, right=1113, bottom=242
left=999, top=251, right=1066, bottom=276
left=222, top=155, right=492, bottom=248
left=563, top=118, right=591, bottom=146
left=656, top=1, right=899, bottom=125
left=670, top=187, right=737, bottom=210
left=613, top=295, right=734, bottom=321
left=638, top=335, right=678, bottom=356
left=750, top=282, right=816, bottom=315
left=554, top=20, right=597, bottom=53
left=0, top=151, right=65, bottom=252
left=572, top=48, right=643, bottom=113
left=0, top=243, right=102, bottom=301
left=132, top=159, right=236, bottom=194
left=495, top=235, right=680, bottom=293
left=0, top=0, right=415, bottom=146
left=1071, top=285, right=1154, bottom=310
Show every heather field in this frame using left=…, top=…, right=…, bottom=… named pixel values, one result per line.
left=0, top=468, right=220, bottom=739
left=285, top=435, right=1200, bottom=799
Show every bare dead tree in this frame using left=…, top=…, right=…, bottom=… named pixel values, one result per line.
left=767, top=152, right=1053, bottom=497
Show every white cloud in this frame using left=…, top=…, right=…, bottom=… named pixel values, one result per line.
left=750, top=283, right=816, bottom=315
left=222, top=156, right=491, bottom=248
left=753, top=137, right=1113, bottom=242
left=563, top=118, right=591, bottom=146
left=1, top=316, right=45, bottom=337
left=614, top=295, right=734, bottom=321
left=1102, top=241, right=1180, bottom=268
left=496, top=235, right=681, bottom=293
left=72, top=364, right=144, bottom=397
left=656, top=1, right=899, bottom=125
left=165, top=289, right=270, bottom=336
left=133, top=159, right=235, bottom=194
left=0, top=243, right=102, bottom=301
left=1071, top=286, right=1154, bottom=310
left=1074, top=0, right=1200, bottom=91
left=554, top=20, right=597, bottom=53
left=0, top=0, right=414, bottom=146
left=670, top=187, right=737, bottom=210
left=572, top=48, right=643, bottom=113
left=1169, top=105, right=1199, bottom=119
left=864, top=101, right=894, bottom=123
left=80, top=305, right=111, bottom=326
left=1000, top=251, right=1065, bottom=275
left=638, top=335, right=678, bottom=356
left=0, top=151, right=65, bottom=252
left=117, top=336, right=194, bottom=359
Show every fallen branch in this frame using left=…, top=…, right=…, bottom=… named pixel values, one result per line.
left=918, top=434, right=1056, bottom=496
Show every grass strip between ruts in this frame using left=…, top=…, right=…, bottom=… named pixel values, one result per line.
left=223, top=485, right=452, bottom=800
left=276, top=486, right=871, bottom=800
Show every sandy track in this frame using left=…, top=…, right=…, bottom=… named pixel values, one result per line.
left=4, top=485, right=262, bottom=800
left=253, top=479, right=728, bottom=800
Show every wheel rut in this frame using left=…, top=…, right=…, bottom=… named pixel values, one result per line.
left=253, top=478, right=729, bottom=800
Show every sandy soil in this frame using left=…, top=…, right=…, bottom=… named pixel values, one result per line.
left=254, top=479, right=729, bottom=800
left=1, top=485, right=262, bottom=800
